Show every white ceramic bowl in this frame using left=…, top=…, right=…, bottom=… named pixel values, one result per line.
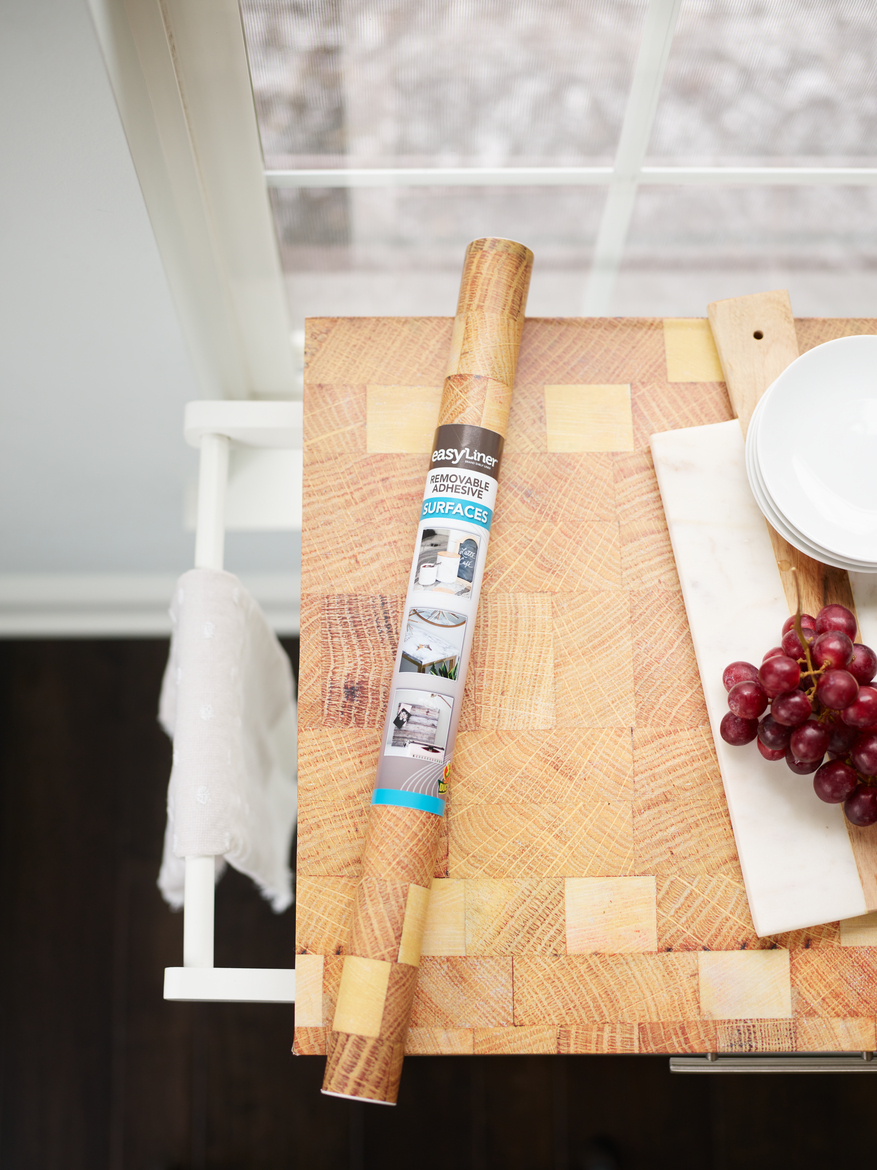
left=757, top=335, right=877, bottom=561
left=746, top=393, right=877, bottom=571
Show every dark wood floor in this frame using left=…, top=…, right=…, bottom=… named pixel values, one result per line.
left=1, top=639, right=876, bottom=1169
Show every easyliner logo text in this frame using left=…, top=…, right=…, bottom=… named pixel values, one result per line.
left=431, top=446, right=499, bottom=470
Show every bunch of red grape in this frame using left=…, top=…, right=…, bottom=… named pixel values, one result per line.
left=720, top=603, right=877, bottom=827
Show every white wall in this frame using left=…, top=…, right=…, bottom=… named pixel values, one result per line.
left=0, top=0, right=297, bottom=597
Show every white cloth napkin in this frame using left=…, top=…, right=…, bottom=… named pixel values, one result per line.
left=157, top=568, right=298, bottom=912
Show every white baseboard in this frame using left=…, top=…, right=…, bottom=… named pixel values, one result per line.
left=0, top=573, right=301, bottom=637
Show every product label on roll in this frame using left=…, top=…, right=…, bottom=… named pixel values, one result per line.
left=372, top=423, right=505, bottom=816
left=420, top=424, right=504, bottom=533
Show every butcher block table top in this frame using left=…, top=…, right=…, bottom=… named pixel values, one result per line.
left=294, top=314, right=877, bottom=1058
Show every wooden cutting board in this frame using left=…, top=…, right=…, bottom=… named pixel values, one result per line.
left=295, top=314, right=877, bottom=1058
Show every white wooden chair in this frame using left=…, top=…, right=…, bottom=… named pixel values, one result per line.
left=163, top=400, right=300, bottom=1003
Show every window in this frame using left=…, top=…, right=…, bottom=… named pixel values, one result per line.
left=239, top=0, right=877, bottom=319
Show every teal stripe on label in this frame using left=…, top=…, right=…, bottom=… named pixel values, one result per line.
left=372, top=788, right=445, bottom=817
left=420, top=496, right=493, bottom=530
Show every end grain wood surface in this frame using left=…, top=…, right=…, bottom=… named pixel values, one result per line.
left=296, top=314, right=877, bottom=1058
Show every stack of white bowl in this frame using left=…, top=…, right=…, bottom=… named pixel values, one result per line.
left=745, top=334, right=877, bottom=572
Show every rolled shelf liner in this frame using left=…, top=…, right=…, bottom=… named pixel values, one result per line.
left=320, top=237, right=533, bottom=1105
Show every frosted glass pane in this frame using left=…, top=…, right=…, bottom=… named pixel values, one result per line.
left=649, top=0, right=877, bottom=163
left=240, top=0, right=646, bottom=168
left=610, top=183, right=877, bottom=317
left=625, top=184, right=877, bottom=269
left=272, top=183, right=602, bottom=320
left=269, top=183, right=604, bottom=272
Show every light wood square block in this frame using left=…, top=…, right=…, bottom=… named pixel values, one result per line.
left=663, top=319, right=724, bottom=383
left=698, top=950, right=792, bottom=1020
left=498, top=453, right=616, bottom=525
left=514, top=954, right=699, bottom=1024
left=791, top=951, right=877, bottom=1017
left=840, top=910, right=877, bottom=946
left=302, top=453, right=424, bottom=536
left=504, top=382, right=547, bottom=453
left=302, top=521, right=412, bottom=596
left=474, top=593, right=555, bottom=729
left=633, top=809, right=737, bottom=881
left=466, top=878, right=565, bottom=955
left=294, top=953, right=325, bottom=1027
left=631, top=381, right=734, bottom=452
left=321, top=594, right=403, bottom=728
left=297, top=594, right=322, bottom=730
left=448, top=802, right=635, bottom=879
left=321, top=955, right=344, bottom=1020
left=405, top=1027, right=475, bottom=1055
left=397, top=883, right=431, bottom=967
left=303, top=383, right=366, bottom=455
left=630, top=590, right=707, bottom=728
left=778, top=922, right=841, bottom=951
left=483, top=520, right=622, bottom=593
left=796, top=1018, right=877, bottom=1052
left=656, top=873, right=759, bottom=953
left=366, top=384, right=443, bottom=453
left=633, top=729, right=738, bottom=877
left=296, top=729, right=377, bottom=878
left=558, top=1023, right=640, bottom=1053
left=348, top=878, right=411, bottom=962
left=565, top=877, right=657, bottom=954
left=544, top=384, right=634, bottom=452
left=716, top=1020, right=796, bottom=1053
left=295, top=877, right=356, bottom=954
left=633, top=725, right=723, bottom=803
left=411, top=957, right=514, bottom=1028
left=553, top=592, right=634, bottom=728
left=516, top=318, right=666, bottom=386
left=638, top=1021, right=717, bottom=1054
left=306, top=318, right=452, bottom=385
left=380, top=964, right=419, bottom=1042
left=421, top=879, right=467, bottom=956
left=298, top=729, right=381, bottom=806
left=292, top=1027, right=327, bottom=1055
left=474, top=1026, right=558, bottom=1054
left=296, top=796, right=369, bottom=878
left=332, top=956, right=392, bottom=1038
left=450, top=728, right=634, bottom=808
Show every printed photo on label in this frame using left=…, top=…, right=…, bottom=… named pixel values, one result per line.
left=386, top=688, right=454, bottom=762
left=413, top=527, right=480, bottom=600
left=400, top=607, right=467, bottom=679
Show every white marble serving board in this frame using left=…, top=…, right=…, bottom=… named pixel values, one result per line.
left=651, top=419, right=875, bottom=937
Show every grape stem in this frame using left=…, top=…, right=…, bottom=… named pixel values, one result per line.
left=795, top=566, right=823, bottom=678
left=791, top=567, right=820, bottom=697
